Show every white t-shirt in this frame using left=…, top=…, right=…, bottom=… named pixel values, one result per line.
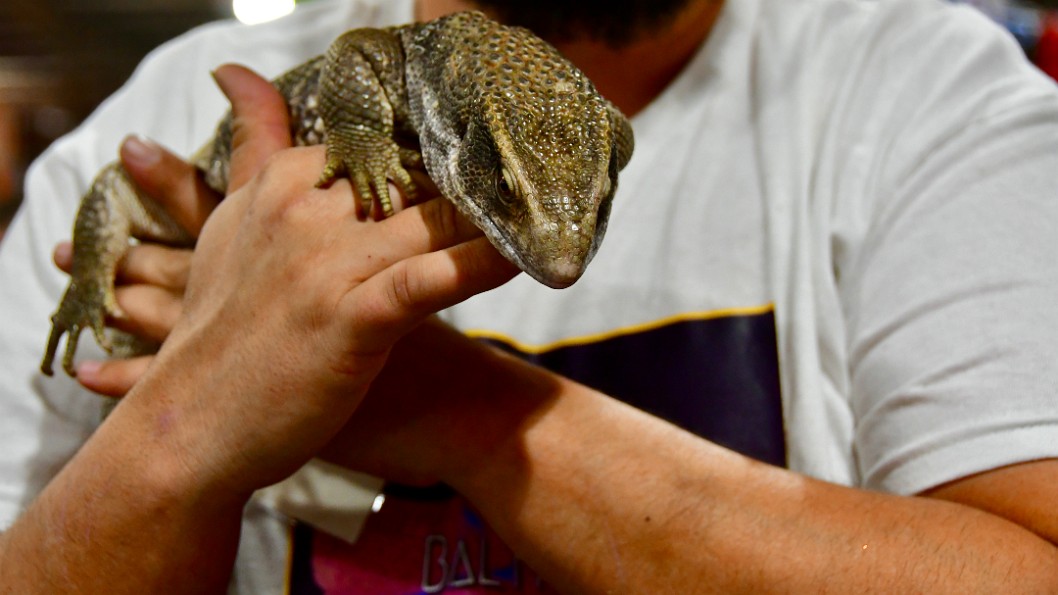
left=2, top=0, right=1057, bottom=591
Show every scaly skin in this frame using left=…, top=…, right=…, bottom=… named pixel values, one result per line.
left=41, top=11, right=634, bottom=377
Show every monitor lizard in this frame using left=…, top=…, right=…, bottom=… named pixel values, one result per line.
left=41, top=10, right=635, bottom=377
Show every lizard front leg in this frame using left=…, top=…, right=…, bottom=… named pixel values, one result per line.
left=41, top=163, right=191, bottom=376
left=316, top=27, right=420, bottom=217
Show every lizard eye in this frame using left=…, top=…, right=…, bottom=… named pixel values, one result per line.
left=497, top=167, right=517, bottom=202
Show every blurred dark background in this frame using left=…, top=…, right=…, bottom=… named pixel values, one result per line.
left=1, top=0, right=229, bottom=238
left=1, top=0, right=1057, bottom=240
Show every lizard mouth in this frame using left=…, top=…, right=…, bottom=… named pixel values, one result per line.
left=531, top=258, right=587, bottom=289
left=447, top=183, right=595, bottom=289
left=475, top=214, right=591, bottom=289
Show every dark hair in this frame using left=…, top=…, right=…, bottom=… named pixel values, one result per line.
left=471, top=0, right=696, bottom=47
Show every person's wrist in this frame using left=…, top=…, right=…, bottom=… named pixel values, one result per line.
left=438, top=342, right=559, bottom=495
left=110, top=351, right=259, bottom=509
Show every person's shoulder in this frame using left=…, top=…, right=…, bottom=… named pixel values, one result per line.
left=752, top=0, right=1054, bottom=117
left=813, top=0, right=1023, bottom=58
left=754, top=0, right=1025, bottom=61
left=759, top=0, right=999, bottom=31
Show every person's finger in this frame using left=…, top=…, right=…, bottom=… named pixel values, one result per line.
left=241, top=146, right=478, bottom=266
left=119, top=135, right=220, bottom=237
left=212, top=63, right=293, bottom=193
left=76, top=357, right=153, bottom=398
left=116, top=244, right=192, bottom=290
left=341, top=196, right=486, bottom=276
left=111, top=285, right=184, bottom=343
left=53, top=241, right=73, bottom=274
left=342, top=236, right=519, bottom=348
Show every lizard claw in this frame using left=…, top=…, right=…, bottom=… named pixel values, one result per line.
left=41, top=282, right=117, bottom=376
left=316, top=126, right=417, bottom=218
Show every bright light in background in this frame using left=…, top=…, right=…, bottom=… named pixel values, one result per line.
left=371, top=493, right=386, bottom=513
left=233, top=0, right=295, bottom=25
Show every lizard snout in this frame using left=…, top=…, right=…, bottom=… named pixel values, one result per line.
left=533, top=256, right=588, bottom=289
left=523, top=217, right=599, bottom=289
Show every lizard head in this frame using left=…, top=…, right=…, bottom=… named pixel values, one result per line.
left=439, top=24, right=630, bottom=289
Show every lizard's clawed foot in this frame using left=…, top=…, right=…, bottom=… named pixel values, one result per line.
left=41, top=281, right=119, bottom=377
left=316, top=126, right=418, bottom=217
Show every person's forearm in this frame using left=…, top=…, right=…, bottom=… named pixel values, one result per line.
left=0, top=384, right=248, bottom=594
left=449, top=358, right=1058, bottom=593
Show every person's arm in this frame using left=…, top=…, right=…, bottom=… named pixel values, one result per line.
left=461, top=375, right=1058, bottom=593
left=314, top=319, right=1058, bottom=593
left=0, top=387, right=249, bottom=592
left=62, top=295, right=1058, bottom=594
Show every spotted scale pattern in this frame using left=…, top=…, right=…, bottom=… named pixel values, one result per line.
left=43, top=11, right=634, bottom=376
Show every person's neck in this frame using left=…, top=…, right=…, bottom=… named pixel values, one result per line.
left=415, top=0, right=723, bottom=116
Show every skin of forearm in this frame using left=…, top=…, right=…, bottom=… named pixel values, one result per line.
left=445, top=356, right=1058, bottom=593
left=0, top=382, right=249, bottom=594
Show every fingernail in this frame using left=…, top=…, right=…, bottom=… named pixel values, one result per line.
left=76, top=360, right=102, bottom=381
left=210, top=65, right=237, bottom=100
left=122, top=135, right=161, bottom=168
left=52, top=241, right=72, bottom=269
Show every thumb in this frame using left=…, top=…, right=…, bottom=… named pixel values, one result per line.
left=211, top=63, right=293, bottom=193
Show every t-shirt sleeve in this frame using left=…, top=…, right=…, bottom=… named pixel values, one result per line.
left=835, top=3, right=1058, bottom=495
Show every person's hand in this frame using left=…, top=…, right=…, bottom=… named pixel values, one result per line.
left=54, top=63, right=520, bottom=494
left=318, top=317, right=558, bottom=487
left=52, top=64, right=294, bottom=394
left=53, top=64, right=440, bottom=396
left=73, top=63, right=519, bottom=494
left=132, top=143, right=517, bottom=494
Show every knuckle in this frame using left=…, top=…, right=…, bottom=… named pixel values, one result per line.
left=388, top=263, right=414, bottom=309
left=155, top=152, right=194, bottom=187
left=387, top=261, right=420, bottom=314
left=248, top=148, right=287, bottom=182
left=424, top=198, right=461, bottom=245
left=252, top=147, right=317, bottom=190
left=144, top=248, right=176, bottom=287
left=158, top=247, right=191, bottom=287
left=160, top=294, right=184, bottom=331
